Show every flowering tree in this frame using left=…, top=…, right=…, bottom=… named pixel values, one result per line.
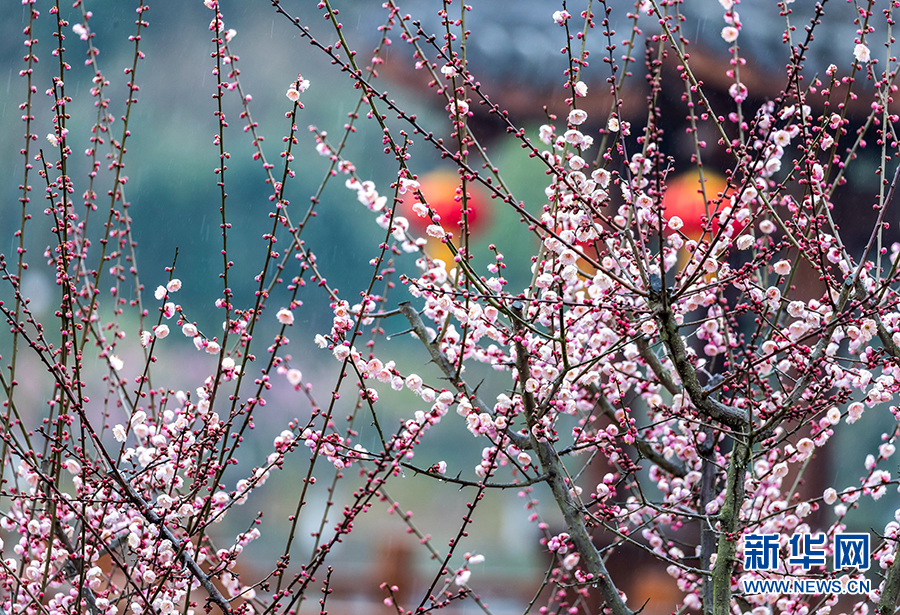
left=3, top=1, right=900, bottom=615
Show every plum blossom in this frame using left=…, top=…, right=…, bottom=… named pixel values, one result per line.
left=854, top=43, right=871, bottom=63
left=592, top=168, right=611, bottom=188
left=552, top=10, right=570, bottom=25
left=728, top=82, right=748, bottom=102
left=773, top=260, right=792, bottom=276
left=277, top=308, right=294, bottom=325
left=796, top=438, right=815, bottom=458
left=826, top=406, right=842, bottom=424
left=567, top=109, right=587, bottom=125
left=397, top=177, right=420, bottom=195
left=772, top=130, right=791, bottom=147
left=403, top=375, right=423, bottom=394
left=539, top=124, right=554, bottom=144
left=846, top=402, right=865, bottom=424
left=454, top=569, right=471, bottom=586
left=448, top=99, right=469, bottom=117
left=569, top=155, right=586, bottom=170
left=564, top=129, right=585, bottom=148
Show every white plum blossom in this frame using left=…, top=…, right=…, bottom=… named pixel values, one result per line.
left=552, top=10, right=570, bottom=25
left=567, top=109, right=588, bottom=125
left=277, top=308, right=294, bottom=325
left=539, top=124, right=554, bottom=144
left=454, top=569, right=471, bottom=586
left=773, top=260, right=792, bottom=276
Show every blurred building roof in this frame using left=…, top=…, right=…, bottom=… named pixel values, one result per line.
left=330, top=0, right=872, bottom=126
left=345, top=1, right=861, bottom=86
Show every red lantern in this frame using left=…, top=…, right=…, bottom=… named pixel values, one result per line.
left=662, top=170, right=734, bottom=239
left=401, top=170, right=489, bottom=238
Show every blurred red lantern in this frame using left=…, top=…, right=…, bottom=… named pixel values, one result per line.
left=662, top=170, right=734, bottom=239
left=401, top=170, right=490, bottom=238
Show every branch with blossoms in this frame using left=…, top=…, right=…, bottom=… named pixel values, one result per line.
left=8, top=1, right=900, bottom=615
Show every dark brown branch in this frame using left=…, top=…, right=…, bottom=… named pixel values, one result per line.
left=649, top=292, right=748, bottom=430
left=401, top=462, right=547, bottom=488
left=636, top=336, right=679, bottom=396
left=507, top=303, right=634, bottom=615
